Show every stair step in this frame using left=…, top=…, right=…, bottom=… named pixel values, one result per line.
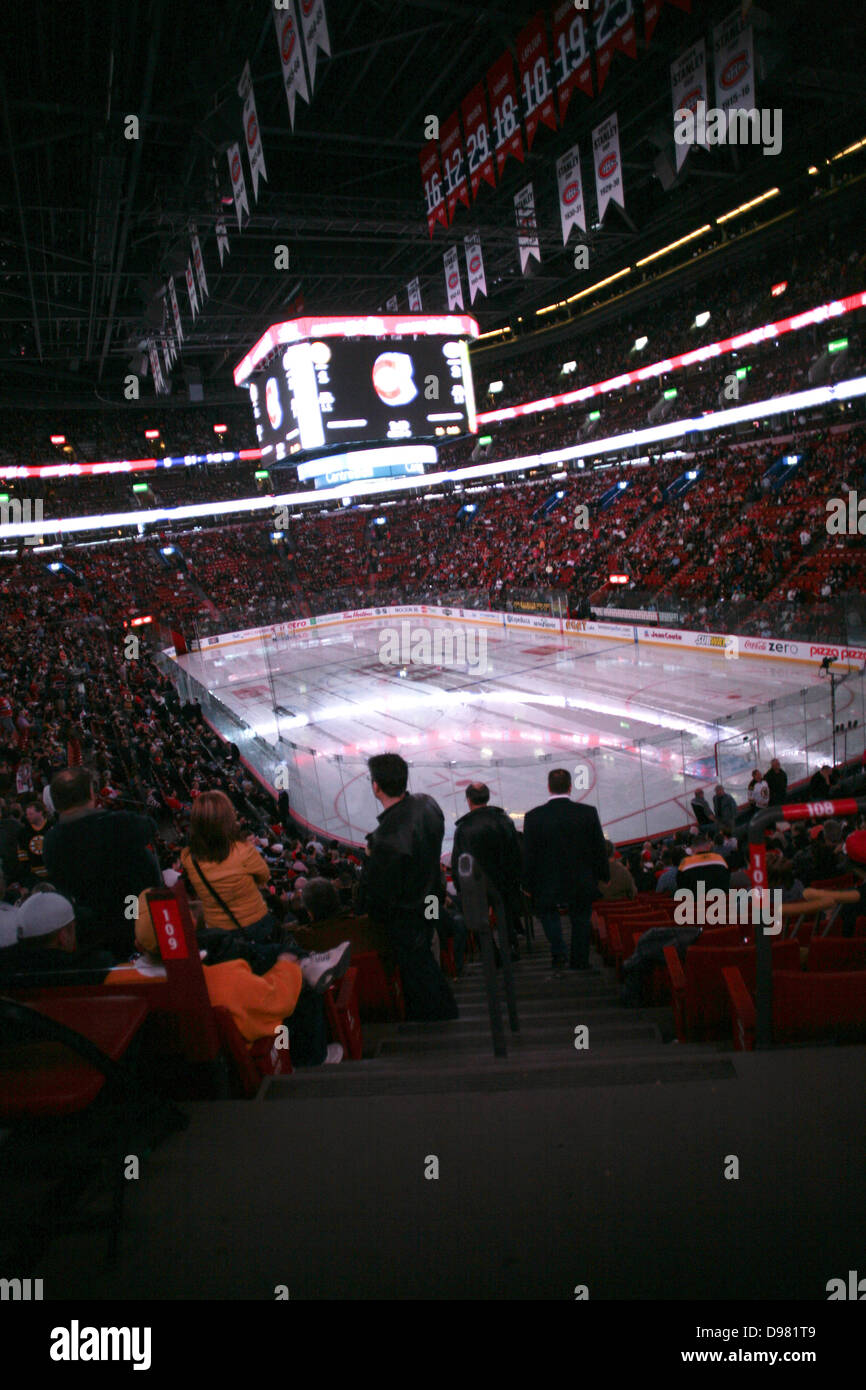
left=376, top=1021, right=659, bottom=1055
left=396, top=1007, right=634, bottom=1036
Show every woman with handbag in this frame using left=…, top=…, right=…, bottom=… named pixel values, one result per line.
left=181, top=790, right=303, bottom=948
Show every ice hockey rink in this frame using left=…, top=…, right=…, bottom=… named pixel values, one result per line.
left=168, top=613, right=866, bottom=852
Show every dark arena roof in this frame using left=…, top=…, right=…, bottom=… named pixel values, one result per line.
left=0, top=0, right=865, bottom=1335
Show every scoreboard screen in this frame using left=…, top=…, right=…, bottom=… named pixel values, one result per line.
left=234, top=314, right=479, bottom=459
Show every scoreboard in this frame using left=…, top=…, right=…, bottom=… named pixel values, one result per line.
left=234, top=314, right=479, bottom=464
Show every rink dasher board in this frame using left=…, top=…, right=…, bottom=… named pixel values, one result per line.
left=170, top=606, right=866, bottom=671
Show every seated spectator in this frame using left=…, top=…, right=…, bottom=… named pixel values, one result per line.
left=598, top=839, right=637, bottom=900
left=0, top=890, right=114, bottom=985
left=180, top=791, right=280, bottom=940
left=43, top=766, right=162, bottom=959
left=676, top=835, right=732, bottom=899
left=655, top=847, right=682, bottom=894
left=117, top=888, right=349, bottom=1065
left=17, top=795, right=53, bottom=886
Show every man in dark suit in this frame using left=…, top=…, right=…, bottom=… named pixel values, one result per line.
left=522, top=768, right=609, bottom=971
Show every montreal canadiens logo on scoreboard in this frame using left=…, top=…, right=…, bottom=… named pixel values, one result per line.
left=372, top=352, right=418, bottom=406
left=265, top=377, right=283, bottom=430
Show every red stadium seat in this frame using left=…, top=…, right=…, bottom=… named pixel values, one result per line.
left=805, top=936, right=866, bottom=973
left=664, top=940, right=801, bottom=1041
left=724, top=967, right=866, bottom=1049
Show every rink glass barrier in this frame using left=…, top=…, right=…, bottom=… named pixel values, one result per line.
left=158, top=591, right=866, bottom=846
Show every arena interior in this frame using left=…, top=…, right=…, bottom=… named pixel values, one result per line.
left=1, top=0, right=865, bottom=1335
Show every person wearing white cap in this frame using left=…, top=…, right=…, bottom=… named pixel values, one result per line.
left=0, top=890, right=114, bottom=985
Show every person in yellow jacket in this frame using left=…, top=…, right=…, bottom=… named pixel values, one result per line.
left=179, top=790, right=278, bottom=936
left=108, top=888, right=350, bottom=1064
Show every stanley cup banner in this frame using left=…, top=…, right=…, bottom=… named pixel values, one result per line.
left=557, top=145, right=586, bottom=243
left=592, top=113, right=625, bottom=221
left=238, top=60, right=267, bottom=202
left=275, top=1, right=309, bottom=129
left=162, top=338, right=172, bottom=379
left=461, top=82, right=495, bottom=198
left=299, top=0, right=331, bottom=94
left=713, top=9, right=755, bottom=115
left=191, top=229, right=208, bottom=303
left=440, top=111, right=470, bottom=224
left=444, top=246, right=464, bottom=311
left=671, top=38, right=709, bottom=171
left=227, top=142, right=249, bottom=231
left=148, top=340, right=166, bottom=395
left=420, top=140, right=448, bottom=236
left=515, top=183, right=541, bottom=273
left=464, top=232, right=487, bottom=304
left=215, top=216, right=230, bottom=266
left=386, top=295, right=399, bottom=313
left=644, top=0, right=692, bottom=47
left=167, top=276, right=183, bottom=345
left=516, top=11, right=557, bottom=150
left=486, top=50, right=524, bottom=178
left=552, top=0, right=594, bottom=124
left=407, top=277, right=422, bottom=311
left=185, top=260, right=199, bottom=320
left=593, top=0, right=637, bottom=94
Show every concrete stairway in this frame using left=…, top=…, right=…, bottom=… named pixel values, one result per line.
left=264, top=941, right=736, bottom=1101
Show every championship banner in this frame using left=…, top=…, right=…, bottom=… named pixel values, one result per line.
left=444, top=247, right=464, bottom=311
left=148, top=340, right=166, bottom=395
left=299, top=0, right=331, bottom=95
left=551, top=0, right=594, bottom=123
left=185, top=260, right=199, bottom=320
left=191, top=230, right=208, bottom=303
left=593, top=0, right=637, bottom=94
left=216, top=217, right=230, bottom=266
left=557, top=144, right=586, bottom=242
left=464, top=232, right=487, bottom=304
left=386, top=295, right=399, bottom=313
left=227, top=142, right=249, bottom=231
left=274, top=2, right=309, bottom=128
left=440, top=112, right=470, bottom=224
left=644, top=0, right=692, bottom=47
left=461, top=82, right=495, bottom=198
left=420, top=140, right=447, bottom=236
left=515, top=183, right=541, bottom=273
left=407, top=277, right=422, bottom=311
left=516, top=11, right=557, bottom=150
left=486, top=50, right=524, bottom=178
left=167, top=276, right=183, bottom=345
left=671, top=38, right=709, bottom=171
left=713, top=10, right=755, bottom=115
left=592, top=112, right=625, bottom=220
left=238, top=60, right=268, bottom=202
left=162, top=339, right=172, bottom=379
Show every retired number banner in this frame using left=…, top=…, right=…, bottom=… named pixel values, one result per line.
left=516, top=11, right=557, bottom=150
left=671, top=38, right=709, bottom=171
left=551, top=0, right=594, bottom=123
left=461, top=82, right=495, bottom=197
left=191, top=230, right=208, bottom=303
left=440, top=112, right=470, bottom=223
left=486, top=50, right=524, bottom=177
left=444, top=247, right=464, bottom=311
left=593, top=0, right=637, bottom=94
left=215, top=217, right=230, bottom=266
left=185, top=260, right=199, bottom=319
left=386, top=295, right=399, bottom=313
left=592, top=113, right=625, bottom=220
left=420, top=140, right=447, bottom=236
left=557, top=145, right=586, bottom=242
left=713, top=9, right=755, bottom=115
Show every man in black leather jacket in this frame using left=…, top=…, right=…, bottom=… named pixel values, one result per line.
left=359, top=753, right=458, bottom=1021
left=452, top=782, right=523, bottom=959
